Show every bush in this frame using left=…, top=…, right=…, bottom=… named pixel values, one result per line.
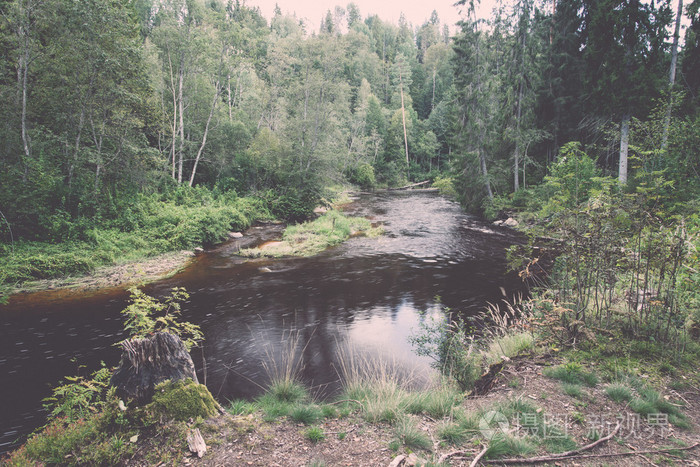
left=346, top=163, right=377, bottom=189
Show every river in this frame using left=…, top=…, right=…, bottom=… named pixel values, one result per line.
left=0, top=191, right=525, bottom=453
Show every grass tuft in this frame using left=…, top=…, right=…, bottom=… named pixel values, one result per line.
left=227, top=399, right=257, bottom=416
left=485, top=433, right=535, bottom=459
left=561, top=382, right=586, bottom=399
left=437, top=422, right=470, bottom=445
left=304, top=426, right=326, bottom=443
left=393, top=417, right=433, bottom=451
left=290, top=405, right=322, bottom=425
left=543, top=362, right=598, bottom=387
left=604, top=383, right=633, bottom=403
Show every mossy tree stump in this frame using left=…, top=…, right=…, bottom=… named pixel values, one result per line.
left=111, top=332, right=199, bottom=404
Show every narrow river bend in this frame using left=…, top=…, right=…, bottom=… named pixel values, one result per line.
left=0, top=191, right=525, bottom=453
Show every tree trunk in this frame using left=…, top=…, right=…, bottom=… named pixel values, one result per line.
left=189, top=81, right=220, bottom=187
left=662, top=0, right=683, bottom=151
left=110, top=332, right=199, bottom=404
left=177, top=53, right=185, bottom=184
left=431, top=67, right=436, bottom=111
left=399, top=67, right=409, bottom=177
left=514, top=77, right=524, bottom=192
left=619, top=113, right=630, bottom=184
left=16, top=0, right=34, bottom=181
left=166, top=47, right=178, bottom=180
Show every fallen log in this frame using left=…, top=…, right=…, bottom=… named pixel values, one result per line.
left=388, top=180, right=430, bottom=190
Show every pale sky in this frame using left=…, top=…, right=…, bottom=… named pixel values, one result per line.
left=244, top=0, right=499, bottom=34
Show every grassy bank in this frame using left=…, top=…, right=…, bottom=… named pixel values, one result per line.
left=7, top=304, right=699, bottom=466
left=239, top=209, right=382, bottom=258
left=0, top=192, right=271, bottom=300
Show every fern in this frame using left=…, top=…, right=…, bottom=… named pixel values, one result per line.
left=120, top=287, right=203, bottom=350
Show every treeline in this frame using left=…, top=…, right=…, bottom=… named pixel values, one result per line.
left=0, top=0, right=456, bottom=245
left=1, top=0, right=699, bottom=284
left=450, top=0, right=700, bottom=212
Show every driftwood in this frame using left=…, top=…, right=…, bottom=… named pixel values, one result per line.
left=482, top=422, right=621, bottom=464
left=440, top=423, right=626, bottom=466
left=111, top=332, right=198, bottom=404
left=469, top=445, right=490, bottom=467
left=485, top=440, right=700, bottom=464
left=186, top=428, right=207, bottom=458
left=388, top=180, right=430, bottom=190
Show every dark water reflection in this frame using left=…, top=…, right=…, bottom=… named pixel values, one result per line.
left=0, top=191, right=525, bottom=453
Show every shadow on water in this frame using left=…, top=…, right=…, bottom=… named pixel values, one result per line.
left=0, top=191, right=526, bottom=453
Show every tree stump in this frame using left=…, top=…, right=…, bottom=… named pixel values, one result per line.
left=111, top=332, right=199, bottom=404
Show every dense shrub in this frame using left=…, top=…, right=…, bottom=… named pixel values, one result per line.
left=346, top=163, right=377, bottom=189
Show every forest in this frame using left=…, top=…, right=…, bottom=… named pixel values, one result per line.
left=3, top=0, right=700, bottom=464
left=1, top=0, right=699, bottom=289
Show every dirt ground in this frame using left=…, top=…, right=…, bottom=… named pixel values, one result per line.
left=127, top=357, right=700, bottom=467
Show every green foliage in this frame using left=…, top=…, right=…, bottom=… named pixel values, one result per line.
left=42, top=364, right=113, bottom=424
left=409, top=314, right=481, bottom=391
left=5, top=415, right=134, bottom=466
left=539, top=143, right=604, bottom=214
left=543, top=363, right=598, bottom=387
left=240, top=210, right=381, bottom=258
left=393, top=417, right=433, bottom=451
left=0, top=191, right=271, bottom=290
left=346, top=163, right=377, bottom=189
left=405, top=386, right=462, bottom=419
left=120, top=287, right=203, bottom=351
left=290, top=405, right=323, bottom=425
left=227, top=399, right=257, bottom=416
left=266, top=380, right=308, bottom=404
left=605, top=383, right=634, bottom=403
left=432, top=176, right=457, bottom=199
left=436, top=422, right=471, bottom=445
left=561, top=383, right=586, bottom=399
left=485, top=433, right=536, bottom=459
left=628, top=387, right=688, bottom=426
left=304, top=426, right=326, bottom=443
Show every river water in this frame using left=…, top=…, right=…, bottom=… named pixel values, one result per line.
left=0, top=191, right=525, bottom=453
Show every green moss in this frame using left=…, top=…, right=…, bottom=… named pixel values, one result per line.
left=148, top=379, right=220, bottom=421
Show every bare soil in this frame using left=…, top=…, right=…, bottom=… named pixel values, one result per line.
left=127, top=357, right=700, bottom=467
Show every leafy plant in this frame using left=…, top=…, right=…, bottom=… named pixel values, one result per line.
left=120, top=287, right=202, bottom=350
left=409, top=312, right=481, bottom=391
left=42, top=363, right=113, bottom=423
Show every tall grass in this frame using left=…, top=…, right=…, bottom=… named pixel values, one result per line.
left=335, top=344, right=441, bottom=424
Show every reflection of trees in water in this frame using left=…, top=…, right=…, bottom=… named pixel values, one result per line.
left=195, top=248, right=525, bottom=402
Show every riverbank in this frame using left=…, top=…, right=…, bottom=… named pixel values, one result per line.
left=0, top=193, right=273, bottom=303
left=3, top=250, right=195, bottom=296
left=6, top=335, right=700, bottom=466
left=0, top=203, right=371, bottom=302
